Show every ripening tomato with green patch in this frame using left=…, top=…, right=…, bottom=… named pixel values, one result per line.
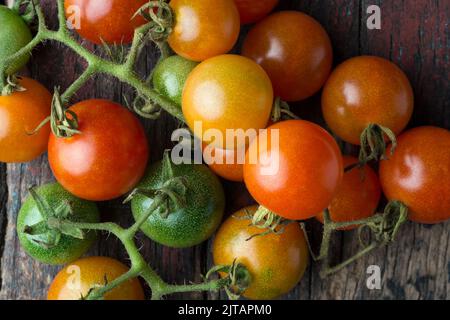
left=64, top=0, right=148, bottom=44
left=47, top=256, right=145, bottom=300
left=152, top=55, right=198, bottom=107
left=48, top=99, right=149, bottom=201
left=379, top=126, right=450, bottom=224
left=242, top=11, right=333, bottom=101
left=0, top=77, right=52, bottom=163
left=322, top=56, right=414, bottom=145
left=0, top=5, right=32, bottom=74
left=316, top=156, right=381, bottom=229
left=213, top=206, right=309, bottom=300
left=168, top=0, right=240, bottom=61
left=244, top=120, right=343, bottom=220
left=17, top=183, right=99, bottom=265
left=131, top=158, right=225, bottom=248
left=234, top=0, right=279, bottom=24
left=183, top=54, right=273, bottom=150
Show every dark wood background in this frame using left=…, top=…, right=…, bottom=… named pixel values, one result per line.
left=0, top=0, right=448, bottom=300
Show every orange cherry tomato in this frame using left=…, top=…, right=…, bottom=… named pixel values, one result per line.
left=244, top=120, right=343, bottom=220
left=234, top=0, right=278, bottom=24
left=48, top=99, right=149, bottom=201
left=379, top=126, right=450, bottom=224
left=168, top=0, right=240, bottom=61
left=316, top=156, right=381, bottom=230
left=64, top=0, right=148, bottom=45
left=203, top=143, right=244, bottom=182
left=0, top=77, right=51, bottom=163
left=213, top=206, right=309, bottom=300
left=47, top=256, right=145, bottom=300
left=183, top=54, right=273, bottom=150
left=242, top=11, right=333, bottom=101
left=322, top=56, right=414, bottom=145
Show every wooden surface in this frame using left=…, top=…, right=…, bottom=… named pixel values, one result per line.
left=0, top=0, right=449, bottom=300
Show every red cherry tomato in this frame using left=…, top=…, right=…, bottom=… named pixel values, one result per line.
left=203, top=143, right=245, bottom=182
left=242, top=11, right=333, bottom=101
left=64, top=0, right=148, bottom=44
left=244, top=120, right=343, bottom=220
left=48, top=99, right=149, bottom=201
left=379, top=126, right=450, bottom=224
left=0, top=77, right=51, bottom=163
left=316, top=156, right=381, bottom=230
left=168, top=0, right=240, bottom=61
left=234, top=0, right=279, bottom=24
left=322, top=56, right=414, bottom=145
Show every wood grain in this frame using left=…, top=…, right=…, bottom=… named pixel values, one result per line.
left=0, top=0, right=449, bottom=300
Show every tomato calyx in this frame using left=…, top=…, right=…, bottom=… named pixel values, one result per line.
left=23, top=186, right=86, bottom=249
left=31, top=88, right=81, bottom=138
left=135, top=0, right=174, bottom=45
left=271, top=97, right=300, bottom=122
left=359, top=123, right=398, bottom=166
left=124, top=151, right=188, bottom=219
left=205, top=259, right=252, bottom=300
left=1, top=75, right=26, bottom=96
left=11, top=0, right=36, bottom=26
left=303, top=200, right=408, bottom=277
left=247, top=206, right=293, bottom=240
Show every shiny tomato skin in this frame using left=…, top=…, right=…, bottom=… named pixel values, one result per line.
left=213, top=206, right=309, bottom=300
left=379, top=127, right=450, bottom=224
left=203, top=143, right=245, bottom=182
left=64, top=0, right=148, bottom=44
left=183, top=54, right=273, bottom=150
left=47, top=256, right=145, bottom=300
left=322, top=56, right=414, bottom=145
left=316, top=156, right=381, bottom=229
left=242, top=11, right=333, bottom=101
left=168, top=0, right=240, bottom=61
left=48, top=99, right=149, bottom=201
left=234, top=0, right=278, bottom=24
left=244, top=120, right=343, bottom=220
left=0, top=77, right=52, bottom=163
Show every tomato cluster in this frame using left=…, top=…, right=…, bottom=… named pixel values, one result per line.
left=0, top=1, right=448, bottom=301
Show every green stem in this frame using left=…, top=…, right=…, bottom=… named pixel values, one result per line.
left=0, top=0, right=184, bottom=122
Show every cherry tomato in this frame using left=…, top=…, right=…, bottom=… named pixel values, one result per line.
left=316, top=156, right=381, bottom=229
left=244, top=120, right=343, bottom=220
left=168, top=0, right=240, bottom=61
left=234, top=0, right=278, bottom=24
left=0, top=77, right=51, bottom=163
left=0, top=5, right=32, bottom=74
left=131, top=161, right=225, bottom=248
left=203, top=143, right=245, bottom=182
left=183, top=54, right=273, bottom=150
left=17, top=183, right=99, bottom=265
left=64, top=0, right=148, bottom=44
left=379, top=126, right=450, bottom=224
left=47, top=256, right=145, bottom=300
left=213, top=206, right=309, bottom=300
left=242, top=11, right=333, bottom=102
left=48, top=99, right=149, bottom=201
left=322, top=56, right=414, bottom=145
left=152, top=55, right=198, bottom=107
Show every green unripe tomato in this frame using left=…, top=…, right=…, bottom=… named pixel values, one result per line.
left=131, top=161, right=225, bottom=248
left=152, top=55, right=198, bottom=107
left=0, top=6, right=32, bottom=74
left=17, top=183, right=100, bottom=265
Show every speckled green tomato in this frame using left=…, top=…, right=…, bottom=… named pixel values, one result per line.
left=131, top=161, right=225, bottom=248
left=0, top=6, right=32, bottom=74
left=17, top=183, right=100, bottom=265
left=152, top=55, right=198, bottom=107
